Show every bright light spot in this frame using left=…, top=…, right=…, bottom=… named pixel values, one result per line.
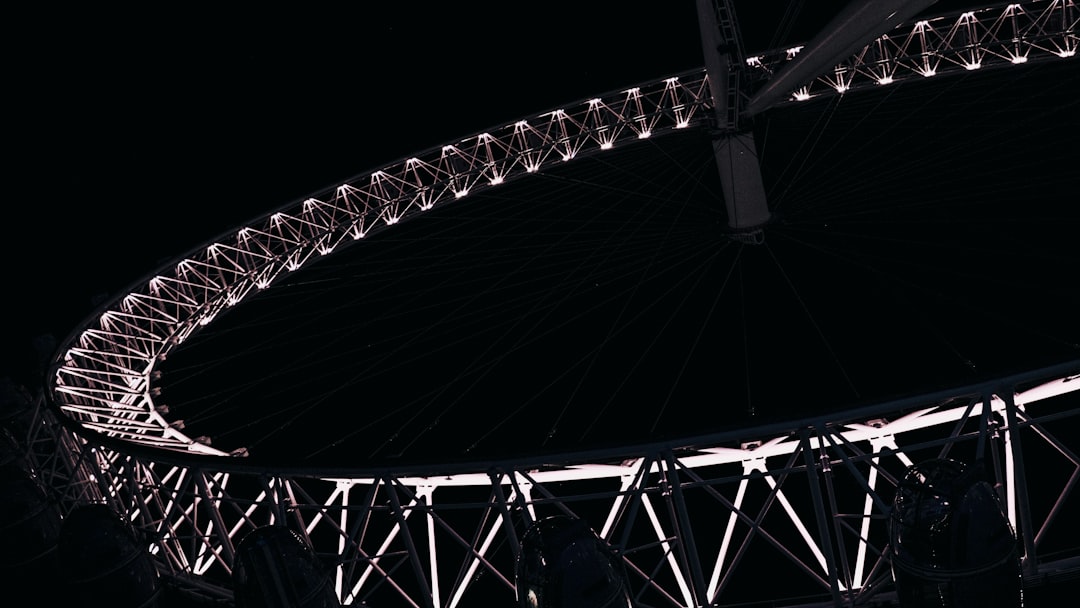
left=665, top=77, right=679, bottom=84
left=1010, top=55, right=1028, bottom=64
left=786, top=46, right=804, bottom=60
left=675, top=120, right=689, bottom=128
left=442, top=145, right=455, bottom=152
left=600, top=142, right=613, bottom=150
left=834, top=84, right=849, bottom=93
left=406, top=157, right=419, bottom=165
left=920, top=69, right=937, bottom=77
left=372, top=170, right=386, bottom=178
left=877, top=76, right=894, bottom=85
left=793, top=89, right=811, bottom=101
left=964, top=62, right=981, bottom=70
left=638, top=130, right=652, bottom=139
left=554, top=109, right=566, bottom=116
left=915, top=20, right=930, bottom=30
left=526, top=164, right=539, bottom=173
left=588, top=98, right=601, bottom=106
left=479, top=132, right=492, bottom=141
left=1058, top=50, right=1076, bottom=58
left=961, top=11, right=975, bottom=19
left=561, top=153, right=572, bottom=161
left=490, top=176, right=504, bottom=185
left=624, top=87, right=641, bottom=95
left=454, top=189, right=469, bottom=198
left=746, top=56, right=763, bottom=67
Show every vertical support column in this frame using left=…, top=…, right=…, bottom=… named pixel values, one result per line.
left=1001, top=390, right=1038, bottom=575
left=490, top=470, right=523, bottom=557
left=335, top=481, right=351, bottom=601
left=695, top=0, right=737, bottom=126
left=713, top=134, right=772, bottom=236
left=417, top=486, right=441, bottom=608
left=800, top=428, right=844, bottom=606
left=194, top=469, right=235, bottom=568
left=386, top=480, right=435, bottom=608
left=663, top=451, right=709, bottom=607
left=695, top=0, right=772, bottom=239
left=261, top=474, right=287, bottom=525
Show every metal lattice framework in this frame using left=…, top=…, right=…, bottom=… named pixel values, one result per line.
left=49, top=71, right=715, bottom=458
left=746, top=0, right=1078, bottom=102
left=19, top=1, right=1080, bottom=606
left=45, top=0, right=1077, bottom=461
left=27, top=363, right=1080, bottom=606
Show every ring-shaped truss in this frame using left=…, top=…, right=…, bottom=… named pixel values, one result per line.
left=29, top=1, right=1080, bottom=606
left=50, top=70, right=715, bottom=457
left=30, top=362, right=1080, bottom=606
left=47, top=0, right=1078, bottom=459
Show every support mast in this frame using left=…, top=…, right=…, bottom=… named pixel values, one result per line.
left=695, top=0, right=771, bottom=244
left=696, top=0, right=940, bottom=243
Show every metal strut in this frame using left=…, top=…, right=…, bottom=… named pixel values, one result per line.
left=698, top=0, right=945, bottom=241
left=696, top=0, right=772, bottom=242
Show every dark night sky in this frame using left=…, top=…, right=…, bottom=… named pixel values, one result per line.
left=3, top=1, right=989, bottom=370
left=5, top=1, right=831, bottom=377
left=6, top=2, right=710, bottom=370
left=5, top=2, right=1078, bottom=464
left=2, top=7, right=1077, bottom=608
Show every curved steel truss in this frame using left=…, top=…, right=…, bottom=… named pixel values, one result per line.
left=23, top=362, right=1080, bottom=606
left=746, top=0, right=1077, bottom=103
left=45, top=2, right=1076, bottom=461
left=21, top=1, right=1080, bottom=606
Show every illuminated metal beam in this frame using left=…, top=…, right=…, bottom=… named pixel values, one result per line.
left=745, top=0, right=939, bottom=116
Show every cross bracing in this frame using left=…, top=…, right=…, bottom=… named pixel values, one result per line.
left=21, top=1, right=1080, bottom=605
left=25, top=362, right=1080, bottom=606
left=46, top=1, right=1075, bottom=458
left=39, top=0, right=1071, bottom=460
left=746, top=0, right=1077, bottom=102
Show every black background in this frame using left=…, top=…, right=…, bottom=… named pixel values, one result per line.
left=5, top=1, right=1077, bottom=416
left=3, top=2, right=1078, bottom=605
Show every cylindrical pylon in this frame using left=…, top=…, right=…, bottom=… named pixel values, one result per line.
left=714, top=132, right=771, bottom=236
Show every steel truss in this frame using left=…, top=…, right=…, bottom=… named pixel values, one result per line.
left=26, top=362, right=1080, bottom=606
left=746, top=0, right=1077, bottom=103
left=46, top=2, right=1076, bottom=461
left=25, top=1, right=1080, bottom=606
